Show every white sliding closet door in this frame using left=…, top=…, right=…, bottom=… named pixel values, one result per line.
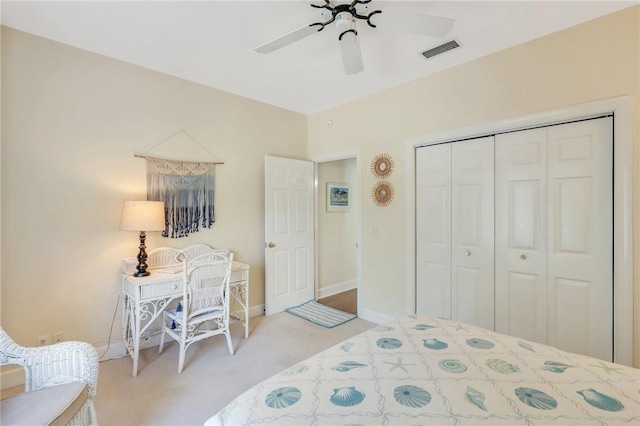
left=495, top=128, right=548, bottom=343
left=546, top=118, right=613, bottom=361
left=416, top=137, right=494, bottom=329
left=451, top=138, right=495, bottom=330
left=416, top=143, right=452, bottom=318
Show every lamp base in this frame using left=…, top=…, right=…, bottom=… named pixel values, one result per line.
left=134, top=231, right=150, bottom=277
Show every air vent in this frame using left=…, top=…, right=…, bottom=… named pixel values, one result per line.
left=422, top=40, right=460, bottom=59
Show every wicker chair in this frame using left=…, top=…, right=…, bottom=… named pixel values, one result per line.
left=0, top=327, right=98, bottom=425
left=159, top=250, right=235, bottom=373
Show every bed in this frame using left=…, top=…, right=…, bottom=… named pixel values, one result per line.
left=205, top=314, right=639, bottom=425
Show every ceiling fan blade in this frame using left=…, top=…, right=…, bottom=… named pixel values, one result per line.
left=255, top=24, right=321, bottom=54
left=373, top=9, right=454, bottom=38
left=339, top=31, right=364, bottom=75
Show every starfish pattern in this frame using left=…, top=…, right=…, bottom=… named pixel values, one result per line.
left=452, top=323, right=470, bottom=332
left=383, top=357, right=415, bottom=373
left=588, top=361, right=627, bottom=376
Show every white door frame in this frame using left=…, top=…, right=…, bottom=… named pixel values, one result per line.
left=404, top=96, right=634, bottom=366
left=310, top=149, right=362, bottom=316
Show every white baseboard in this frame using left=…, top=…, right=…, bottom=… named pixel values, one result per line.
left=358, top=308, right=395, bottom=325
left=317, top=280, right=357, bottom=299
left=249, top=304, right=265, bottom=318
left=1, top=305, right=267, bottom=391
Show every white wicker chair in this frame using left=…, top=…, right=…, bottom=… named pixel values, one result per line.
left=159, top=250, right=235, bottom=373
left=0, top=327, right=99, bottom=425
left=147, top=244, right=215, bottom=270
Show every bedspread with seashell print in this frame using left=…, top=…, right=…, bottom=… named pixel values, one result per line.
left=206, top=315, right=640, bottom=425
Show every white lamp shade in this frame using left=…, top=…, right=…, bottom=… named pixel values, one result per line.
left=120, top=201, right=166, bottom=231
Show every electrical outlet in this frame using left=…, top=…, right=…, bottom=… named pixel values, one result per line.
left=36, top=335, right=52, bottom=346
left=53, top=332, right=64, bottom=343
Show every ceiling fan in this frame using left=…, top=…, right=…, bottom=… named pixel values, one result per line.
left=255, top=0, right=454, bottom=75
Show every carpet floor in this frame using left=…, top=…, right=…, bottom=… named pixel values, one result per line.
left=94, top=312, right=374, bottom=425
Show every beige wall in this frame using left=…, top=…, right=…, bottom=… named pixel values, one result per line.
left=0, top=27, right=307, bottom=347
left=307, top=6, right=640, bottom=366
left=317, top=159, right=357, bottom=295
left=1, top=6, right=638, bottom=368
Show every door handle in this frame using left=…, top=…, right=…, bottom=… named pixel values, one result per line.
left=266, top=242, right=276, bottom=248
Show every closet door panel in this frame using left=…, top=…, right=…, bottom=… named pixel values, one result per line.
left=451, top=137, right=494, bottom=330
left=505, top=272, right=544, bottom=341
left=416, top=144, right=452, bottom=318
left=454, top=266, right=483, bottom=326
left=495, top=128, right=547, bottom=344
left=547, top=117, right=613, bottom=361
left=551, top=277, right=592, bottom=357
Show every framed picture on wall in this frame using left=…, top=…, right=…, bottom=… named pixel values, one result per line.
left=327, top=182, right=350, bottom=212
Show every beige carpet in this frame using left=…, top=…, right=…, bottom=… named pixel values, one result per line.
left=94, top=312, right=374, bottom=425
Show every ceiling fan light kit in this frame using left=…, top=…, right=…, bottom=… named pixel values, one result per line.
left=255, top=0, right=454, bottom=75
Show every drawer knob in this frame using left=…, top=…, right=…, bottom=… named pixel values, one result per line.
left=465, top=250, right=471, bottom=256
left=520, top=254, right=527, bottom=261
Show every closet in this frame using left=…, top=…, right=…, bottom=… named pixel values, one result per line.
left=416, top=137, right=495, bottom=331
left=416, top=117, right=613, bottom=361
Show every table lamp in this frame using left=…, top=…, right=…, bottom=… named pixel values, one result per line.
left=120, top=200, right=166, bottom=277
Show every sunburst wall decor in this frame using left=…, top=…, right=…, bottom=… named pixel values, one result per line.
left=372, top=181, right=394, bottom=207
left=371, top=153, right=394, bottom=179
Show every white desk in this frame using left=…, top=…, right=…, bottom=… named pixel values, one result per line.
left=121, top=261, right=249, bottom=377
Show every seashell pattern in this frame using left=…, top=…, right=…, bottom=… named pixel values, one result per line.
left=280, top=364, right=309, bottom=376
left=393, top=385, right=432, bottom=408
left=438, top=359, right=468, bottom=373
left=518, top=341, right=536, bottom=352
left=541, top=361, right=574, bottom=373
left=330, top=386, right=365, bottom=407
left=265, top=387, right=302, bottom=409
left=423, top=338, right=448, bottom=350
left=414, top=324, right=436, bottom=330
left=465, top=338, right=495, bottom=349
left=486, top=358, right=520, bottom=374
left=577, top=389, right=625, bottom=412
left=465, top=386, right=488, bottom=411
left=331, top=361, right=368, bottom=372
left=341, top=342, right=354, bottom=352
left=375, top=326, right=395, bottom=332
left=514, top=387, right=557, bottom=410
left=377, top=337, right=403, bottom=349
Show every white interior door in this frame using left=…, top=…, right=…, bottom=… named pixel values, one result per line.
left=264, top=156, right=315, bottom=315
left=416, top=143, right=452, bottom=318
left=451, top=137, right=495, bottom=330
left=495, top=128, right=548, bottom=343
left=546, top=117, right=613, bottom=360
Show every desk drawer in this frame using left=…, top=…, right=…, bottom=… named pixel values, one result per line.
left=231, top=262, right=249, bottom=283
left=230, top=269, right=248, bottom=284
left=140, top=280, right=182, bottom=299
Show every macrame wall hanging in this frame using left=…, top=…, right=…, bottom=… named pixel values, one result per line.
left=136, top=130, right=223, bottom=238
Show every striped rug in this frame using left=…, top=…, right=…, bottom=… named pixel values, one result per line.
left=285, top=299, right=356, bottom=328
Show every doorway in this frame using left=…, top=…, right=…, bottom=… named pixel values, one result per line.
left=314, top=155, right=361, bottom=316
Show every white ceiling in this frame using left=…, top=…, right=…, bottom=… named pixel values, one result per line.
left=2, top=1, right=636, bottom=114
